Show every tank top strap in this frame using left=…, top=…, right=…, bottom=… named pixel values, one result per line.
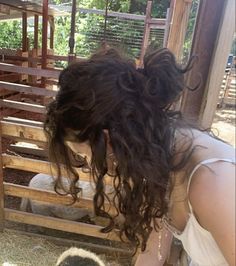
left=187, top=158, right=236, bottom=213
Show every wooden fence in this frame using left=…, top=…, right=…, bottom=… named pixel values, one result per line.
left=0, top=63, right=130, bottom=253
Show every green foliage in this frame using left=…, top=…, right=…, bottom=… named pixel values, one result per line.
left=0, top=0, right=171, bottom=63
left=0, top=20, right=22, bottom=49
left=54, top=16, right=71, bottom=55
left=129, top=0, right=170, bottom=18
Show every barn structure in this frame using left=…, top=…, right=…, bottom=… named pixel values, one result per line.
left=0, top=0, right=235, bottom=263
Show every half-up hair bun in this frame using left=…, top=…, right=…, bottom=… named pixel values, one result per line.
left=143, top=48, right=189, bottom=108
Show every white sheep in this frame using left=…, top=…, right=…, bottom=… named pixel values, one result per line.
left=20, top=173, right=94, bottom=220
left=56, top=247, right=106, bottom=266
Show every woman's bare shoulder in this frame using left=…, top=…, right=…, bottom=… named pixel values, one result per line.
left=188, top=158, right=235, bottom=264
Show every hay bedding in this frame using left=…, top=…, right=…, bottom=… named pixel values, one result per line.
left=0, top=230, right=121, bottom=266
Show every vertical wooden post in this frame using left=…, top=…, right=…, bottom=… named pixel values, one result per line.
left=34, top=14, right=39, bottom=50
left=41, top=0, right=49, bottom=86
left=0, top=125, right=4, bottom=232
left=199, top=0, right=235, bottom=128
left=181, top=0, right=226, bottom=124
left=50, top=16, right=54, bottom=50
left=22, top=12, right=28, bottom=52
left=167, top=0, right=192, bottom=60
left=68, top=0, right=77, bottom=63
left=163, top=0, right=175, bottom=48
left=139, top=0, right=152, bottom=67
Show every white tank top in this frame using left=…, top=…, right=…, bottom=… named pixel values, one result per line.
left=165, top=158, right=235, bottom=266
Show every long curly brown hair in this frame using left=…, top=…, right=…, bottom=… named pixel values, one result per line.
left=44, top=48, right=194, bottom=251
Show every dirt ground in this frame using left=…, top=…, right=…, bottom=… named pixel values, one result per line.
left=212, top=106, right=235, bottom=147
left=0, top=106, right=235, bottom=266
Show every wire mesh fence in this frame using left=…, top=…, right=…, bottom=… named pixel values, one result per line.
left=76, top=10, right=165, bottom=59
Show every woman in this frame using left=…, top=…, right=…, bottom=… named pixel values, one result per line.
left=45, top=48, right=235, bottom=265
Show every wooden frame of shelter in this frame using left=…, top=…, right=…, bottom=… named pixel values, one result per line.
left=0, top=0, right=235, bottom=261
left=0, top=64, right=134, bottom=256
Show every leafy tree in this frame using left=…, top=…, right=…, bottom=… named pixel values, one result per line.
left=0, top=20, right=22, bottom=49
left=129, top=0, right=170, bottom=18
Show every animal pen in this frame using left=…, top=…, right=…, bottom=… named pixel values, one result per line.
left=0, top=0, right=235, bottom=262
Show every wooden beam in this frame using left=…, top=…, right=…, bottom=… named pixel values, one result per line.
left=4, top=208, right=120, bottom=241
left=199, top=0, right=235, bottom=128
left=22, top=12, right=28, bottom=52
left=4, top=182, right=115, bottom=214
left=0, top=73, right=21, bottom=82
left=69, top=0, right=76, bottom=55
left=3, top=117, right=44, bottom=127
left=41, top=0, right=49, bottom=87
left=0, top=81, right=57, bottom=97
left=4, top=182, right=92, bottom=209
left=1, top=121, right=47, bottom=142
left=0, top=63, right=60, bottom=79
left=0, top=99, right=46, bottom=114
left=10, top=143, right=46, bottom=157
left=0, top=125, right=4, bottom=231
left=0, top=4, right=10, bottom=15
left=49, top=16, right=54, bottom=50
left=181, top=0, right=226, bottom=123
left=2, top=155, right=113, bottom=186
left=0, top=54, right=41, bottom=63
left=167, top=0, right=192, bottom=60
left=34, top=15, right=39, bottom=50
left=139, top=1, right=152, bottom=67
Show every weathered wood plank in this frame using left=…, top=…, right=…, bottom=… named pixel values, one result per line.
left=4, top=182, right=115, bottom=215
left=4, top=208, right=120, bottom=241
left=0, top=125, right=4, bottom=231
left=1, top=121, right=47, bottom=142
left=167, top=0, right=192, bottom=60
left=10, top=144, right=46, bottom=157
left=4, top=182, right=93, bottom=209
left=3, top=117, right=43, bottom=127
left=0, top=63, right=60, bottom=79
left=0, top=99, right=46, bottom=114
left=200, top=0, right=235, bottom=128
left=2, top=155, right=113, bottom=186
left=181, top=0, right=226, bottom=121
left=0, top=81, right=57, bottom=97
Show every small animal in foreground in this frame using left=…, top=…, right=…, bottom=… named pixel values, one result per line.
left=56, top=247, right=106, bottom=266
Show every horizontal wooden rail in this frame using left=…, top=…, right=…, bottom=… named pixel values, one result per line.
left=0, top=99, right=46, bottom=114
left=47, top=54, right=86, bottom=62
left=4, top=208, right=120, bottom=241
left=2, top=154, right=113, bottom=186
left=0, top=81, right=57, bottom=97
left=4, top=182, right=92, bottom=209
left=0, top=63, right=60, bottom=79
left=1, top=121, right=46, bottom=142
left=1, top=54, right=84, bottom=63
left=1, top=55, right=41, bottom=63
left=4, top=182, right=115, bottom=214
left=3, top=117, right=44, bottom=127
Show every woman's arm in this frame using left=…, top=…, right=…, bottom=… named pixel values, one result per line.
left=189, top=163, right=235, bottom=265
left=135, top=224, right=173, bottom=266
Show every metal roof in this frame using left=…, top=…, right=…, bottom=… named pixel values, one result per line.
left=0, top=0, right=68, bottom=20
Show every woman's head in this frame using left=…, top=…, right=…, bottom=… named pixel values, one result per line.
left=45, top=48, right=191, bottom=251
